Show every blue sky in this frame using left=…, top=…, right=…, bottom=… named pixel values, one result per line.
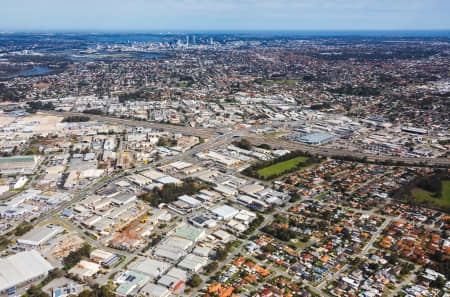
left=1, top=0, right=449, bottom=31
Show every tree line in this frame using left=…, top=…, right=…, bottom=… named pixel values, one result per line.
left=26, top=101, right=55, bottom=112
left=138, top=178, right=207, bottom=207
left=62, top=116, right=90, bottom=123
left=329, top=85, right=381, bottom=97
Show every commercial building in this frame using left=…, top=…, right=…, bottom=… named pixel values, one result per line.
left=177, top=254, right=208, bottom=272
left=154, top=236, right=193, bottom=262
left=17, top=225, right=64, bottom=247
left=193, top=246, right=211, bottom=257
left=115, top=271, right=150, bottom=296
left=297, top=132, right=335, bottom=145
left=0, top=250, right=53, bottom=293
left=213, top=230, right=233, bottom=242
left=210, top=205, right=239, bottom=220
left=177, top=195, right=201, bottom=208
left=90, top=249, right=116, bottom=265
left=0, top=155, right=39, bottom=175
left=68, top=260, right=100, bottom=279
left=174, top=225, right=205, bottom=242
left=401, top=126, right=428, bottom=134
left=157, top=275, right=184, bottom=291
left=110, top=192, right=136, bottom=205
left=139, top=283, right=171, bottom=297
left=129, top=258, right=171, bottom=278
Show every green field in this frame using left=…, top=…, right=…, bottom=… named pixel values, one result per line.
left=257, top=156, right=309, bottom=179
left=262, top=79, right=298, bottom=86
left=411, top=181, right=450, bottom=209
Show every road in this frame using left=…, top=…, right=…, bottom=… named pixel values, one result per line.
left=315, top=217, right=391, bottom=293
left=246, top=136, right=450, bottom=168
left=41, top=111, right=450, bottom=168
left=15, top=111, right=444, bottom=296
left=361, top=218, right=391, bottom=256
left=388, top=266, right=419, bottom=297
left=43, top=111, right=219, bottom=138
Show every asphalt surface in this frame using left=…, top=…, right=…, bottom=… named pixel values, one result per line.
left=17, top=110, right=445, bottom=296
left=42, top=111, right=450, bottom=168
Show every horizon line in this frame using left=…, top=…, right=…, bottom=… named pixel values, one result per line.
left=1, top=29, right=450, bottom=34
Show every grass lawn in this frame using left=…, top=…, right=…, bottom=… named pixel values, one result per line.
left=315, top=193, right=327, bottom=200
left=257, top=156, right=309, bottom=179
left=291, top=238, right=309, bottom=249
left=262, top=80, right=298, bottom=85
left=411, top=181, right=450, bottom=209
left=264, top=131, right=286, bottom=137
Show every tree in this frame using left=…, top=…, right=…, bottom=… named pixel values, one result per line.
left=204, top=261, right=219, bottom=274
left=62, top=116, right=90, bottom=123
left=188, top=274, right=203, bottom=288
left=26, top=286, right=50, bottom=297
left=431, top=276, right=446, bottom=289
left=258, top=144, right=271, bottom=150
left=216, top=248, right=228, bottom=261
left=232, top=139, right=252, bottom=150
left=138, top=179, right=207, bottom=207
left=63, top=243, right=91, bottom=269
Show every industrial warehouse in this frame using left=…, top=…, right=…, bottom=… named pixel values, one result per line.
left=0, top=250, right=53, bottom=294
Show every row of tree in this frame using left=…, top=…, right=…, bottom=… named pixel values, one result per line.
left=329, top=85, right=381, bottom=96
left=138, top=178, right=207, bottom=207
left=26, top=101, right=55, bottom=112
left=62, top=116, right=90, bottom=123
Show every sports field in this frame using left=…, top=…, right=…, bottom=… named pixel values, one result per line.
left=257, top=156, right=309, bottom=179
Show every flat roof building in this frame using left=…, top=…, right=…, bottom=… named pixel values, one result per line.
left=0, top=156, right=39, bottom=175
left=401, top=126, right=428, bottom=134
left=129, top=258, right=171, bottom=279
left=155, top=176, right=182, bottom=185
left=177, top=195, right=201, bottom=208
left=157, top=275, right=184, bottom=291
left=90, top=249, right=116, bottom=264
left=177, top=254, right=208, bottom=272
left=111, top=192, right=136, bottom=205
left=115, top=271, right=150, bottom=296
left=154, top=236, right=193, bottom=262
left=0, top=250, right=53, bottom=293
left=17, top=225, right=64, bottom=247
left=68, top=260, right=100, bottom=279
left=211, top=205, right=239, bottom=220
left=174, top=225, right=205, bottom=242
left=139, top=283, right=171, bottom=297
left=297, top=132, right=334, bottom=145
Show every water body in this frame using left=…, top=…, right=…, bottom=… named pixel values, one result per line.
left=2, top=66, right=53, bottom=79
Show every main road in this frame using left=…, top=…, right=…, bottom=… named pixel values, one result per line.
left=42, top=111, right=450, bottom=167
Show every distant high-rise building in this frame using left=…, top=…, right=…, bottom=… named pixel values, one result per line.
left=186, top=36, right=189, bottom=47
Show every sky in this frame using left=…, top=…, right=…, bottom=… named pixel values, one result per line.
left=1, top=0, right=449, bottom=32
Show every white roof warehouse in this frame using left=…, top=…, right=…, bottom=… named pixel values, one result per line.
left=0, top=250, right=53, bottom=293
left=17, top=225, right=64, bottom=246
